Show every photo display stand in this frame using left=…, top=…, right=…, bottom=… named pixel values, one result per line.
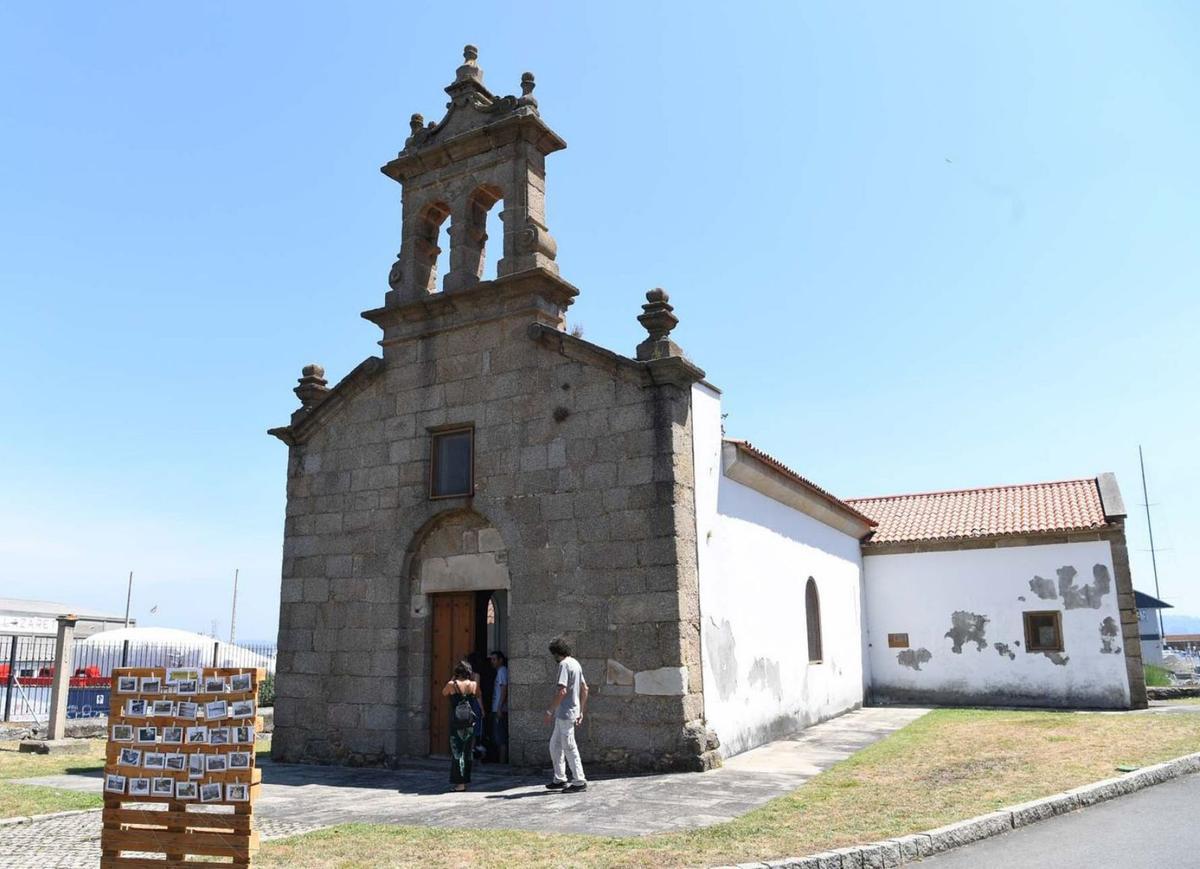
left=100, top=666, right=264, bottom=867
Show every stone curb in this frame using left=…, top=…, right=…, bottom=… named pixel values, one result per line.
left=0, top=807, right=101, bottom=828
left=719, top=750, right=1200, bottom=869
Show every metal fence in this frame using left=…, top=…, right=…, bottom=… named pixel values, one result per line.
left=0, top=634, right=277, bottom=724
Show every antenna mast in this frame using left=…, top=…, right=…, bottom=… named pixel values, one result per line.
left=1138, top=445, right=1165, bottom=639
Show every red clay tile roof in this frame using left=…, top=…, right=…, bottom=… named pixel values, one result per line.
left=723, top=440, right=877, bottom=527
left=847, top=478, right=1113, bottom=545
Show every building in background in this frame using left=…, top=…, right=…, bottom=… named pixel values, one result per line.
left=1134, top=590, right=1172, bottom=665
left=1164, top=634, right=1200, bottom=653
left=0, top=597, right=130, bottom=639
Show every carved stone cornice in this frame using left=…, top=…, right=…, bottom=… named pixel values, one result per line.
left=381, top=47, right=564, bottom=184
left=363, top=268, right=578, bottom=346
left=268, top=356, right=385, bottom=446
left=526, top=323, right=707, bottom=390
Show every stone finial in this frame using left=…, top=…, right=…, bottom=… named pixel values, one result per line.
left=636, top=288, right=684, bottom=361
left=456, top=44, right=483, bottom=83
left=294, top=363, right=330, bottom=409
left=518, top=71, right=538, bottom=107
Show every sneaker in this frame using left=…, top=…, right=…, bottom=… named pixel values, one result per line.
left=545, top=780, right=567, bottom=790
left=564, top=781, right=588, bottom=792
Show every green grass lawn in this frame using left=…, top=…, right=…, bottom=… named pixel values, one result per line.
left=258, top=709, right=1200, bottom=868
left=0, top=739, right=106, bottom=818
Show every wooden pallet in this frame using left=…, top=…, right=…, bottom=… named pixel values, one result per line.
left=100, top=667, right=264, bottom=867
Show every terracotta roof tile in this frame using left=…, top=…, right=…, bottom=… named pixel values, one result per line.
left=847, top=478, right=1112, bottom=545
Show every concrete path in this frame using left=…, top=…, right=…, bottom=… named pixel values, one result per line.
left=915, top=770, right=1200, bottom=868
left=2, top=707, right=926, bottom=867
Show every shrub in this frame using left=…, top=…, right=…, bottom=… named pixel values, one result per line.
left=258, top=673, right=276, bottom=707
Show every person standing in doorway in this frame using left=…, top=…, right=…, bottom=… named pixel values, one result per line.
left=489, top=650, right=509, bottom=763
left=544, top=636, right=588, bottom=792
left=441, top=660, right=479, bottom=791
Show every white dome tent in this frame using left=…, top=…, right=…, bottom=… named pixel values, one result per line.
left=76, top=626, right=275, bottom=674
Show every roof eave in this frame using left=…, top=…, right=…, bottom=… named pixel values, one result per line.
left=721, top=440, right=875, bottom=539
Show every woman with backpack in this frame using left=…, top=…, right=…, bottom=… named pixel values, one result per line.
left=440, top=659, right=479, bottom=791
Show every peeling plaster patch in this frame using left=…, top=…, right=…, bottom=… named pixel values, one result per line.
left=1100, top=617, right=1121, bottom=654
left=897, top=648, right=933, bottom=670
left=747, top=657, right=783, bottom=700
left=1017, top=596, right=1026, bottom=602
left=705, top=618, right=738, bottom=701
left=994, top=642, right=1016, bottom=661
left=1043, top=651, right=1070, bottom=666
left=945, top=611, right=989, bottom=654
left=1029, top=576, right=1058, bottom=600
left=1057, top=564, right=1112, bottom=610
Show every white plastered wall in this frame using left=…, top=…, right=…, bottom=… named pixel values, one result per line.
left=692, top=384, right=866, bottom=758
left=863, top=541, right=1131, bottom=708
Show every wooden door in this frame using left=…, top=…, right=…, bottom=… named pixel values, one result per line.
left=429, top=592, right=475, bottom=754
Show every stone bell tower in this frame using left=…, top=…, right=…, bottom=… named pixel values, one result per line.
left=375, top=46, right=566, bottom=307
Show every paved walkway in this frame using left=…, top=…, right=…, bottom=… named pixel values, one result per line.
left=918, top=769, right=1200, bottom=868
left=1, top=707, right=925, bottom=866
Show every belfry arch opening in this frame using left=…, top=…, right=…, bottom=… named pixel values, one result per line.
left=416, top=201, right=451, bottom=294
left=480, top=189, right=505, bottom=280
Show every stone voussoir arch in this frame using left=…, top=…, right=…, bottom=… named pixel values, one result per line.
left=403, top=507, right=511, bottom=600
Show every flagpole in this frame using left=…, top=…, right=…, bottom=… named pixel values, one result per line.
left=123, top=571, right=133, bottom=628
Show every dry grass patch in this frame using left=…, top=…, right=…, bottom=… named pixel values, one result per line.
left=0, top=739, right=107, bottom=781
left=0, top=736, right=272, bottom=819
left=258, top=709, right=1200, bottom=868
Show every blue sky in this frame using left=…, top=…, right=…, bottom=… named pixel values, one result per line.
left=1, top=3, right=1197, bottom=640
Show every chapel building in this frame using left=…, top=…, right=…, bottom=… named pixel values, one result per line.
left=268, top=49, right=1147, bottom=773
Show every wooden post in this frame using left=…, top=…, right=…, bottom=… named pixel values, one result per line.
left=46, top=615, right=78, bottom=740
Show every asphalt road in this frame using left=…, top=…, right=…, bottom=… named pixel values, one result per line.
left=917, top=772, right=1200, bottom=868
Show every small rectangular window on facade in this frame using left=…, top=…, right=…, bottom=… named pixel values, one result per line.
left=887, top=633, right=910, bottom=649
left=1023, top=611, right=1064, bottom=653
left=430, top=427, right=473, bottom=498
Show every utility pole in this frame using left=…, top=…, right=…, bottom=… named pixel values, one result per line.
left=1139, top=445, right=1165, bottom=640
left=229, top=569, right=240, bottom=646
left=123, top=571, right=133, bottom=628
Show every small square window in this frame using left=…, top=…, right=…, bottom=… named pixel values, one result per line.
left=1023, top=611, right=1063, bottom=653
left=430, top=427, right=473, bottom=498
left=887, top=633, right=910, bottom=649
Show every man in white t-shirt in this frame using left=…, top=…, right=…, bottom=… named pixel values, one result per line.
left=543, top=636, right=588, bottom=791
left=488, top=650, right=509, bottom=763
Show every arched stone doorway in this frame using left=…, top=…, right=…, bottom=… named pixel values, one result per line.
left=407, top=510, right=510, bottom=755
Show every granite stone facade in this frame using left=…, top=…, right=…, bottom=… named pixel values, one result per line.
left=269, top=48, right=718, bottom=773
